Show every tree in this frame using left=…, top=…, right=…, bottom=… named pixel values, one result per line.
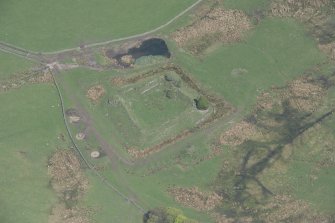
left=195, top=96, right=209, bottom=110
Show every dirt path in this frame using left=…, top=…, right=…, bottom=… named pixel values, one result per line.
left=75, top=103, right=135, bottom=167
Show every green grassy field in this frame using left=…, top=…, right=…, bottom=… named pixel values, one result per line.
left=174, top=18, right=327, bottom=110
left=0, top=0, right=196, bottom=51
left=0, top=84, right=66, bottom=223
left=0, top=52, right=35, bottom=79
left=1, top=1, right=335, bottom=222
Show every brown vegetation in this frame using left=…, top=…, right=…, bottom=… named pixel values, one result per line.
left=120, top=55, right=135, bottom=67
left=86, top=85, right=105, bottom=102
left=48, top=150, right=88, bottom=200
left=48, top=204, right=91, bottom=223
left=270, top=0, right=335, bottom=60
left=168, top=187, right=222, bottom=211
left=0, top=69, right=53, bottom=92
left=319, top=42, right=335, bottom=60
left=172, top=8, right=252, bottom=54
left=270, top=0, right=333, bottom=20
left=215, top=73, right=334, bottom=222
left=285, top=76, right=326, bottom=112
left=48, top=150, right=90, bottom=223
left=260, top=195, right=332, bottom=223
left=220, top=121, right=258, bottom=146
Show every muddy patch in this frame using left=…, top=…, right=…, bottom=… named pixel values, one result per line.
left=106, top=38, right=171, bottom=67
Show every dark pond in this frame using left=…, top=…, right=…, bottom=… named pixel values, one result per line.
left=110, top=38, right=171, bottom=66
left=127, top=38, right=171, bottom=59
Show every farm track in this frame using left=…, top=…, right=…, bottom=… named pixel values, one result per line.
left=0, top=42, right=44, bottom=63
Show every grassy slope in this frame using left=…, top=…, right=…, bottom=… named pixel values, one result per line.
left=0, top=52, right=35, bottom=79
left=175, top=18, right=327, bottom=110
left=0, top=0, right=196, bottom=51
left=0, top=84, right=67, bottom=223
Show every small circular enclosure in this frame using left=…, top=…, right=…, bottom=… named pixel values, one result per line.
left=75, top=133, right=86, bottom=141
left=90, top=151, right=100, bottom=159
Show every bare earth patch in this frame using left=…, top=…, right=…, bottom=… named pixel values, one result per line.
left=220, top=121, right=258, bottom=146
left=172, top=8, right=252, bottom=53
left=86, top=85, right=105, bottom=102
left=168, top=187, right=222, bottom=211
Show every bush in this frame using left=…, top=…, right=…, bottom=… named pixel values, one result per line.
left=195, top=96, right=209, bottom=110
left=143, top=207, right=197, bottom=223
left=164, top=74, right=175, bottom=82
left=165, top=90, right=175, bottom=99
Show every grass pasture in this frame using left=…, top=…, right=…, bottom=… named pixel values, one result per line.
left=0, top=52, right=35, bottom=80
left=175, top=18, right=327, bottom=110
left=0, top=84, right=67, bottom=223
left=0, top=0, right=197, bottom=51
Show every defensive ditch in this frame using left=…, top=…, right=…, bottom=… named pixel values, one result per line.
left=111, top=63, right=235, bottom=159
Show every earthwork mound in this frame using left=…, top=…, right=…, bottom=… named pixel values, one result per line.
left=65, top=108, right=81, bottom=123
left=86, top=85, right=105, bottom=102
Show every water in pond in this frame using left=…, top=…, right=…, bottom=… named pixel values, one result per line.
left=128, top=38, right=171, bottom=59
